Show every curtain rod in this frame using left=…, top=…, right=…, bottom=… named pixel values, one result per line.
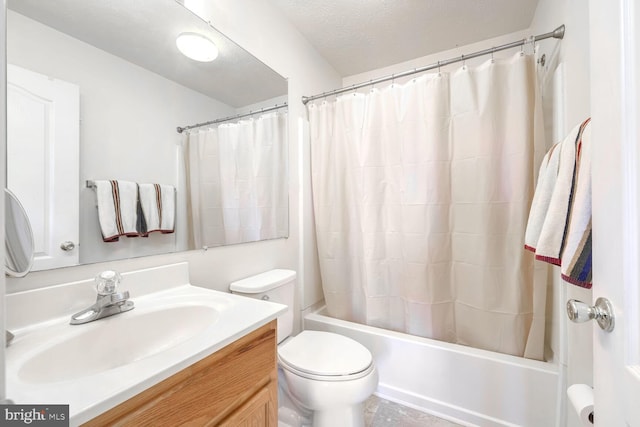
left=176, top=102, right=288, bottom=133
left=302, top=25, right=565, bottom=105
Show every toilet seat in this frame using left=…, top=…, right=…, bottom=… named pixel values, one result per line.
left=278, top=330, right=374, bottom=381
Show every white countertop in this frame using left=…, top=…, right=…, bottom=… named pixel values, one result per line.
left=5, top=263, right=286, bottom=426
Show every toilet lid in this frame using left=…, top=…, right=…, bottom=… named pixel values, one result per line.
left=278, top=330, right=373, bottom=377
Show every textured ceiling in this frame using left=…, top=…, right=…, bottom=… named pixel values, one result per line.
left=7, top=0, right=287, bottom=108
left=269, top=0, right=540, bottom=77
left=8, top=1, right=541, bottom=103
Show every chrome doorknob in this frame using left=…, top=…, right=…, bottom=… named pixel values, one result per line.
left=60, top=241, right=76, bottom=251
left=567, top=298, right=615, bottom=332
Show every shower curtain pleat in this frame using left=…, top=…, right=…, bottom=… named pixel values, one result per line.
left=183, top=112, right=288, bottom=247
left=309, top=53, right=547, bottom=359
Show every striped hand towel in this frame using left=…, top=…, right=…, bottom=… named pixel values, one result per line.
left=94, top=180, right=140, bottom=242
left=523, top=118, right=592, bottom=288
left=138, top=183, right=176, bottom=236
left=561, top=120, right=592, bottom=288
left=533, top=119, right=591, bottom=266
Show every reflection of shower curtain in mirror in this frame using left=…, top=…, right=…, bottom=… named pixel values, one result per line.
left=183, top=112, right=288, bottom=247
left=309, top=53, right=548, bottom=359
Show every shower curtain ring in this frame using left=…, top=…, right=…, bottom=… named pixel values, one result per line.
left=491, top=48, right=495, bottom=63
left=529, top=36, right=537, bottom=53
left=461, top=54, right=466, bottom=69
left=437, top=60, right=441, bottom=76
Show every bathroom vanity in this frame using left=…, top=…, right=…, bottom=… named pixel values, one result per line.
left=5, top=263, right=286, bottom=426
left=85, top=321, right=278, bottom=426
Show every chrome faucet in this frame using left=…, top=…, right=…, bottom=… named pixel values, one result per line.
left=70, top=270, right=134, bottom=325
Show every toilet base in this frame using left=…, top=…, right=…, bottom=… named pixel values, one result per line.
left=278, top=370, right=312, bottom=427
left=277, top=365, right=377, bottom=427
left=278, top=393, right=365, bottom=427
left=311, top=403, right=365, bottom=427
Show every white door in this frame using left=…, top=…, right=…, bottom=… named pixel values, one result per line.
left=7, top=64, right=80, bottom=270
left=590, top=0, right=640, bottom=425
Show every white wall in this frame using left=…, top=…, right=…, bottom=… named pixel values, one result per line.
left=7, top=10, right=236, bottom=265
left=530, top=2, right=592, bottom=427
left=343, top=30, right=529, bottom=87
left=5, top=1, right=340, bottom=337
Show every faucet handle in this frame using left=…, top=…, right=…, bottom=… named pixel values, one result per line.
left=95, top=270, right=122, bottom=295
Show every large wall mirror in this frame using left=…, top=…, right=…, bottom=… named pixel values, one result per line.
left=6, top=0, right=289, bottom=273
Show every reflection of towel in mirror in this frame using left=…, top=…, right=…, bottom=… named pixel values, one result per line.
left=95, top=180, right=140, bottom=242
left=138, top=183, right=176, bottom=236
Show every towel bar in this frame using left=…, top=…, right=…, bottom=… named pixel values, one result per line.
left=86, top=180, right=176, bottom=192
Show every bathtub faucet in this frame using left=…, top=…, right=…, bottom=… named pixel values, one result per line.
left=70, top=270, right=134, bottom=325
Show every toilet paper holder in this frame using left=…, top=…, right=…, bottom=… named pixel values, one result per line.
left=568, top=384, right=595, bottom=425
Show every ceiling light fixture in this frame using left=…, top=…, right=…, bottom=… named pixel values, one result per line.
left=176, top=32, right=218, bottom=62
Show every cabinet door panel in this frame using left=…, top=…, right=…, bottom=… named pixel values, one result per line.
left=219, top=385, right=272, bottom=427
left=83, top=321, right=277, bottom=427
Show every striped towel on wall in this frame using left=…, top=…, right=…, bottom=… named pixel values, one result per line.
left=560, top=121, right=592, bottom=288
left=94, top=180, right=140, bottom=242
left=138, top=183, right=176, bottom=236
left=524, top=118, right=592, bottom=288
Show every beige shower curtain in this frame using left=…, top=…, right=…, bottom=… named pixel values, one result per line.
left=183, top=112, right=288, bottom=248
left=309, top=53, right=548, bottom=359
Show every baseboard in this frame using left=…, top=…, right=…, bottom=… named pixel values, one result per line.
left=375, top=383, right=521, bottom=427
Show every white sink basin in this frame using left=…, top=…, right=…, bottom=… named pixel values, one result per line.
left=18, top=304, right=218, bottom=384
left=5, top=263, right=287, bottom=426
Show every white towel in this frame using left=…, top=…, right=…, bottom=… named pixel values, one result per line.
left=94, top=180, right=140, bottom=242
left=561, top=121, right=592, bottom=288
left=533, top=120, right=590, bottom=265
left=524, top=141, right=562, bottom=253
left=138, top=183, right=176, bottom=235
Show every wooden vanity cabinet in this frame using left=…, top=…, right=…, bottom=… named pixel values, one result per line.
left=83, top=320, right=278, bottom=427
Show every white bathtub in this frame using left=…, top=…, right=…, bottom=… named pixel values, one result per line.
left=304, top=307, right=560, bottom=427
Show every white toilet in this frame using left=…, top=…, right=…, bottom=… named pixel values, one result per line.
left=230, top=269, right=378, bottom=427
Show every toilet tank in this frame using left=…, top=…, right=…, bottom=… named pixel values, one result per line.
left=229, top=269, right=296, bottom=343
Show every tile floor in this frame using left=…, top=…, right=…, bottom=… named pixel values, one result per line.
left=364, top=395, right=463, bottom=427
